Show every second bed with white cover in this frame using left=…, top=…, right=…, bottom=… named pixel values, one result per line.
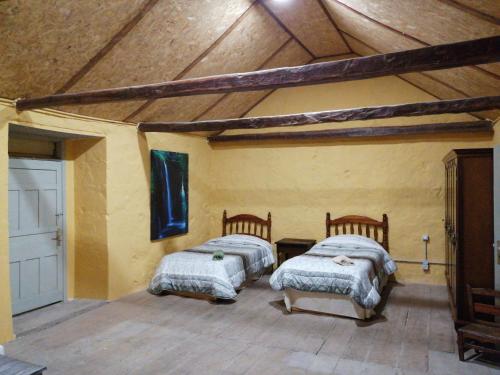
left=270, top=234, right=396, bottom=319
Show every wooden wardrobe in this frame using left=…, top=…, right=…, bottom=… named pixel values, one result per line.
left=443, top=148, right=494, bottom=325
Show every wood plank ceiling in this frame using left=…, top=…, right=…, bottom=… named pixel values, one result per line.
left=1, top=0, right=499, bottom=125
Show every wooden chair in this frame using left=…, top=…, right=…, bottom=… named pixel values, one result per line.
left=457, top=285, right=500, bottom=361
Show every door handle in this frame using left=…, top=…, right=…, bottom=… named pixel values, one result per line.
left=51, top=228, right=62, bottom=247
left=451, top=232, right=457, bottom=246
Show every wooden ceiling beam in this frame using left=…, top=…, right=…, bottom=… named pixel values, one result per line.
left=329, top=0, right=499, bottom=79
left=340, top=31, right=477, bottom=99
left=137, top=96, right=500, bottom=133
left=207, top=121, right=493, bottom=142
left=15, top=36, right=500, bottom=111
left=191, top=37, right=294, bottom=122
left=338, top=32, right=487, bottom=120
left=237, top=55, right=316, bottom=120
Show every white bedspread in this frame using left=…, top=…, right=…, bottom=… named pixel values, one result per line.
left=270, top=235, right=397, bottom=309
left=149, top=235, right=274, bottom=299
left=190, top=234, right=275, bottom=275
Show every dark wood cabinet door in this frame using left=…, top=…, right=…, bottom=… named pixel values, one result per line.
left=443, top=149, right=493, bottom=326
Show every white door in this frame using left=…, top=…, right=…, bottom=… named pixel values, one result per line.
left=9, top=158, right=64, bottom=314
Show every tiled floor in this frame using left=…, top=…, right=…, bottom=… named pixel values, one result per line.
left=5, top=277, right=500, bottom=374
left=13, top=299, right=107, bottom=338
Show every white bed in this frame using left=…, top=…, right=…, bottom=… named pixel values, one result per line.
left=149, top=211, right=274, bottom=300
left=270, top=214, right=396, bottom=320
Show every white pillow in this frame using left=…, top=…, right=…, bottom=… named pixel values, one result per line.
left=208, top=234, right=271, bottom=248
left=319, top=234, right=385, bottom=251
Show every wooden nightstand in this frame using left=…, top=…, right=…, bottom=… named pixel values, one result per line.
left=276, top=238, right=316, bottom=267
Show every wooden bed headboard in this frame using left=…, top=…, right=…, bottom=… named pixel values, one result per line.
left=222, top=210, right=272, bottom=242
left=326, top=213, right=389, bottom=251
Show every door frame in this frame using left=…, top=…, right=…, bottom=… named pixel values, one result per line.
left=9, top=149, right=68, bottom=307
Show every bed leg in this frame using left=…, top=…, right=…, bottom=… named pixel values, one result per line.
left=284, top=293, right=292, bottom=313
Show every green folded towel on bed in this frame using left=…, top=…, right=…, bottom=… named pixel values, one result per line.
left=212, top=250, right=224, bottom=261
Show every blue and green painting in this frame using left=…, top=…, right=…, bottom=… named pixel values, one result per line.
left=150, top=150, right=188, bottom=240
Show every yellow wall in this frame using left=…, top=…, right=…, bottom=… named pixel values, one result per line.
left=9, top=137, right=56, bottom=157
left=0, top=99, right=212, bottom=343
left=0, top=112, right=13, bottom=344
left=71, top=138, right=109, bottom=299
left=208, top=76, right=498, bottom=285
left=105, top=129, right=212, bottom=299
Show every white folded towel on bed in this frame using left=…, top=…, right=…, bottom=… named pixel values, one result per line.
left=332, top=255, right=355, bottom=266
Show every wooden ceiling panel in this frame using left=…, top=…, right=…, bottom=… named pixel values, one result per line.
left=335, top=0, right=500, bottom=75
left=199, top=90, right=272, bottom=121
left=198, top=39, right=312, bottom=120
left=336, top=0, right=499, bottom=43
left=477, top=63, right=500, bottom=76
left=134, top=3, right=289, bottom=122
left=260, top=0, right=350, bottom=57
left=57, top=101, right=147, bottom=122
left=425, top=67, right=498, bottom=97
left=452, top=0, right=500, bottom=20
left=0, top=0, right=147, bottom=99
left=324, top=1, right=500, bottom=108
left=323, top=0, right=422, bottom=50
left=401, top=73, right=498, bottom=120
left=58, top=0, right=253, bottom=120
left=140, top=94, right=226, bottom=123
left=343, top=34, right=499, bottom=120
left=4, top=1, right=498, bottom=124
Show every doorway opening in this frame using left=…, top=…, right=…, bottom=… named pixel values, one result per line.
left=6, top=123, right=107, bottom=338
left=8, top=127, right=67, bottom=316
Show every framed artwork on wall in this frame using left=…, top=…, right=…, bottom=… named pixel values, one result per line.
left=150, top=150, right=188, bottom=240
